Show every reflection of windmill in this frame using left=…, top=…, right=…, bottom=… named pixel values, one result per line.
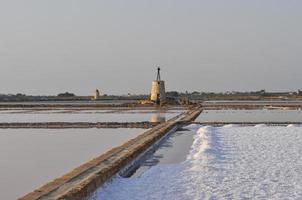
left=150, top=112, right=166, bottom=123
left=150, top=67, right=166, bottom=105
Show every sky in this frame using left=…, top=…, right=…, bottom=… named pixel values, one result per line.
left=0, top=0, right=302, bottom=95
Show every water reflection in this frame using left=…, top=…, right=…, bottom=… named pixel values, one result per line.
left=0, top=111, right=179, bottom=123
left=150, top=113, right=166, bottom=123
left=0, top=128, right=145, bottom=200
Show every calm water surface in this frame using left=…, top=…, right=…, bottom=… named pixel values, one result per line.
left=0, top=128, right=145, bottom=199
left=196, top=109, right=302, bottom=123
left=0, top=100, right=137, bottom=105
left=0, top=110, right=183, bottom=123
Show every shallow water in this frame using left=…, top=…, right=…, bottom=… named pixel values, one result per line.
left=0, top=128, right=145, bottom=200
left=0, top=110, right=183, bottom=123
left=132, top=129, right=195, bottom=177
left=202, top=100, right=302, bottom=105
left=0, top=100, right=137, bottom=105
left=196, top=109, right=302, bottom=123
left=94, top=126, right=302, bottom=200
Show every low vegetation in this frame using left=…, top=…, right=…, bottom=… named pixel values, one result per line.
left=1, top=90, right=302, bottom=102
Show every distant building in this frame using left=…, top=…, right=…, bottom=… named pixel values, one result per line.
left=93, top=89, right=101, bottom=100
left=150, top=67, right=166, bottom=105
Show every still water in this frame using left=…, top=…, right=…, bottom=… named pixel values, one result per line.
left=196, top=109, right=302, bottom=123
left=0, top=100, right=137, bottom=105
left=0, top=110, right=183, bottom=123
left=0, top=128, right=145, bottom=199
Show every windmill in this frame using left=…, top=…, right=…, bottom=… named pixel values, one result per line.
left=150, top=67, right=166, bottom=105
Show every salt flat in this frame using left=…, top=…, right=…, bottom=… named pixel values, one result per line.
left=94, top=125, right=302, bottom=200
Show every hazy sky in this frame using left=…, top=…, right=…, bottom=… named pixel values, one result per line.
left=0, top=0, right=301, bottom=95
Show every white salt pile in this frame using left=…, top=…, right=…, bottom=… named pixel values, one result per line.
left=92, top=125, right=302, bottom=200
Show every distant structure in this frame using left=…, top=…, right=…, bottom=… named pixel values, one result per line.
left=93, top=89, right=101, bottom=100
left=150, top=67, right=166, bottom=105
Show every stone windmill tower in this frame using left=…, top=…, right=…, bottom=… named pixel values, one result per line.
left=150, top=67, right=166, bottom=105
left=93, top=89, right=101, bottom=100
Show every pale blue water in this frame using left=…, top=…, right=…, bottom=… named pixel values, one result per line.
left=0, top=128, right=145, bottom=200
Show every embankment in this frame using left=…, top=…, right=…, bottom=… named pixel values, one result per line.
left=0, top=122, right=158, bottom=129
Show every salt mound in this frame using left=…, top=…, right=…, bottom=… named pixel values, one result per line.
left=182, top=124, right=202, bottom=130
left=254, top=124, right=267, bottom=128
left=95, top=126, right=302, bottom=200
left=223, top=124, right=238, bottom=128
left=286, top=124, right=298, bottom=128
left=187, top=127, right=210, bottom=163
